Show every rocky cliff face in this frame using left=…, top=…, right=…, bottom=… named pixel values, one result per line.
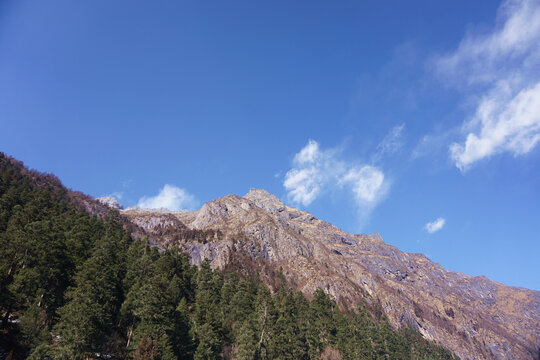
left=118, top=189, right=540, bottom=360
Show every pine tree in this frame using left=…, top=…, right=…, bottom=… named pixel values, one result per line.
left=234, top=320, right=258, bottom=360
left=193, top=323, right=221, bottom=360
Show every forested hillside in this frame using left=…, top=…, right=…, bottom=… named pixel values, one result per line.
left=0, top=153, right=457, bottom=359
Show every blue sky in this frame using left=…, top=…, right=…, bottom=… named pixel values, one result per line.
left=1, top=0, right=539, bottom=290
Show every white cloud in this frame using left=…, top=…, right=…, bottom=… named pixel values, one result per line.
left=283, top=140, right=342, bottom=206
left=283, top=140, right=389, bottom=221
left=137, top=184, right=198, bottom=211
left=424, top=218, right=446, bottom=234
left=433, top=0, right=540, bottom=170
left=294, top=139, right=321, bottom=164
left=340, top=166, right=387, bottom=204
left=434, top=0, right=540, bottom=87
left=450, top=82, right=540, bottom=170
left=283, top=166, right=323, bottom=206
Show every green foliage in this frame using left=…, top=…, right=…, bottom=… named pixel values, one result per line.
left=233, top=320, right=257, bottom=360
left=0, top=153, right=459, bottom=359
left=53, top=223, right=128, bottom=359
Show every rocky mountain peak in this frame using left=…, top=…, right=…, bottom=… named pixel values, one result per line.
left=243, top=188, right=285, bottom=213
left=96, top=196, right=123, bottom=210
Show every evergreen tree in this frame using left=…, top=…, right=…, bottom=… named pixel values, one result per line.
left=234, top=320, right=258, bottom=360
left=193, top=323, right=221, bottom=360
left=271, top=292, right=309, bottom=360
left=193, top=261, right=224, bottom=359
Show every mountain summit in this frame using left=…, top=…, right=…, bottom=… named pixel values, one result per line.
left=120, top=189, right=540, bottom=360
left=243, top=188, right=286, bottom=213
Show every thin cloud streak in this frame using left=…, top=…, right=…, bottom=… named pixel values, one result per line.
left=375, top=124, right=405, bottom=160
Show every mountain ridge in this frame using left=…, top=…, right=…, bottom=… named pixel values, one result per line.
left=117, top=188, right=540, bottom=360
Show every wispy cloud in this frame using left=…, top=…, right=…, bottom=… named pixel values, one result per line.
left=137, top=184, right=199, bottom=211
left=411, top=126, right=461, bottom=161
left=109, top=191, right=124, bottom=200
left=424, top=218, right=446, bottom=234
left=433, top=0, right=540, bottom=171
left=375, top=124, right=405, bottom=160
left=283, top=140, right=389, bottom=222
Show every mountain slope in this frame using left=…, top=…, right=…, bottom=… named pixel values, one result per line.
left=121, top=189, right=540, bottom=360
left=1, top=153, right=459, bottom=359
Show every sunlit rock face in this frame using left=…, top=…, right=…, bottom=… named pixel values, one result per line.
left=96, top=196, right=123, bottom=210
left=121, top=189, right=540, bottom=360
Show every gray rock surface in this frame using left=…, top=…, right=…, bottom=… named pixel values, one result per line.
left=96, top=196, right=123, bottom=210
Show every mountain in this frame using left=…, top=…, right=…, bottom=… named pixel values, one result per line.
left=120, top=189, right=540, bottom=360
left=1, top=153, right=459, bottom=359
left=0, top=153, right=538, bottom=359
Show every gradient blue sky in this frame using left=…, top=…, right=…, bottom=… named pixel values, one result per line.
left=1, top=0, right=539, bottom=290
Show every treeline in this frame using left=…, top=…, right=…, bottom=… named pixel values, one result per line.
left=0, top=153, right=458, bottom=359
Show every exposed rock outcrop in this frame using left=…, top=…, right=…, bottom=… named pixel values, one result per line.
left=96, top=196, right=123, bottom=210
